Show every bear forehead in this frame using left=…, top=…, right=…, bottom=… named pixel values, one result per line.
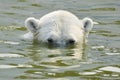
left=39, top=20, right=84, bottom=38
left=37, top=11, right=84, bottom=42
left=39, top=10, right=84, bottom=29
left=39, top=15, right=83, bottom=32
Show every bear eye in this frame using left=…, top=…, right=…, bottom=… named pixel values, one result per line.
left=67, top=39, right=75, bottom=45
left=47, top=38, right=54, bottom=44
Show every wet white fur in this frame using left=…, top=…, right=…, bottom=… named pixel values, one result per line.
left=23, top=10, right=96, bottom=45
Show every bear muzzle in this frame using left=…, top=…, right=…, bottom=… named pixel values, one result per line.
left=46, top=38, right=76, bottom=47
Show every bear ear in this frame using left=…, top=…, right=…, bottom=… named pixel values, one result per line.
left=82, top=17, right=94, bottom=33
left=25, top=17, right=40, bottom=33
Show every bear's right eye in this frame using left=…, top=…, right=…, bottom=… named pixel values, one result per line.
left=47, top=38, right=54, bottom=44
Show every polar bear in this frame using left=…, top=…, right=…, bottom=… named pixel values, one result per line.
left=23, top=10, right=97, bottom=46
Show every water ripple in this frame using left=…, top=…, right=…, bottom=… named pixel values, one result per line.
left=105, top=53, right=120, bottom=55
left=0, top=53, right=23, bottom=57
left=0, top=64, right=32, bottom=69
left=99, top=66, right=120, bottom=73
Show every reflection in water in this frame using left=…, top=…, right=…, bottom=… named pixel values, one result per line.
left=0, top=0, right=120, bottom=79
left=15, top=44, right=87, bottom=79
left=26, top=43, right=86, bottom=66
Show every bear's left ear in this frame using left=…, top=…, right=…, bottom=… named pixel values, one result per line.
left=25, top=17, right=40, bottom=33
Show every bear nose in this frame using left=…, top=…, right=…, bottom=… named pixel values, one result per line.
left=47, top=38, right=54, bottom=44
left=67, top=39, right=75, bottom=45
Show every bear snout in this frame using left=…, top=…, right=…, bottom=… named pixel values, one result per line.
left=46, top=38, right=76, bottom=47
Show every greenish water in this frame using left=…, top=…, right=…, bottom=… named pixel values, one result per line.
left=0, top=0, right=120, bottom=80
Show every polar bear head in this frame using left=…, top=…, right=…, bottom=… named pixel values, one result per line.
left=24, top=10, right=97, bottom=47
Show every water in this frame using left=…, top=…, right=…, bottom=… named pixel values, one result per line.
left=0, top=0, right=120, bottom=80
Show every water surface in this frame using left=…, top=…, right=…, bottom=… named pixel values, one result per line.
left=0, top=0, right=120, bottom=80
